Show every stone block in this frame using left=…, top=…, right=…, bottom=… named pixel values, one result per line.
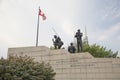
left=8, top=46, right=120, bottom=80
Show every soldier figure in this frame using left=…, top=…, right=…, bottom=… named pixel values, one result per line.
left=52, top=35, right=63, bottom=49
left=52, top=35, right=58, bottom=49
left=68, top=43, right=76, bottom=53
left=57, top=37, right=63, bottom=49
left=75, top=29, right=83, bottom=52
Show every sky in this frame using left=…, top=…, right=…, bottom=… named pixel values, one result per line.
left=0, top=0, right=120, bottom=58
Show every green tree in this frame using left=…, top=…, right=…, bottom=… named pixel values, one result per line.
left=0, top=56, right=56, bottom=80
left=82, top=41, right=118, bottom=58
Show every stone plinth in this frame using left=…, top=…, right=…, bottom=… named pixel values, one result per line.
left=8, top=46, right=120, bottom=80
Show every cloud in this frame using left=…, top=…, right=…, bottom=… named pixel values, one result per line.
left=117, top=36, right=120, bottom=40
left=100, top=0, right=120, bottom=21
left=113, top=11, right=120, bottom=19
left=61, top=20, right=75, bottom=36
left=97, top=22, right=120, bottom=41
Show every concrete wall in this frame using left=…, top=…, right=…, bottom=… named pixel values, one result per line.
left=8, top=46, right=120, bottom=80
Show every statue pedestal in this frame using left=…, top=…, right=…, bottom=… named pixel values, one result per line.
left=8, top=46, right=120, bottom=80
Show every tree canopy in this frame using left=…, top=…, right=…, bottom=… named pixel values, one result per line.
left=82, top=41, right=118, bottom=58
left=0, top=56, right=56, bottom=80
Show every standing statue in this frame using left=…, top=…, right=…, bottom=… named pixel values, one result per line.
left=68, top=43, right=76, bottom=53
left=75, top=29, right=83, bottom=52
left=52, top=35, right=63, bottom=49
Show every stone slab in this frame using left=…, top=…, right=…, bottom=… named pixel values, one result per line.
left=8, top=46, right=120, bottom=80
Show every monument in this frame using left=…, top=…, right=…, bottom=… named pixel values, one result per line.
left=52, top=35, right=64, bottom=49
left=75, top=29, right=83, bottom=52
left=68, top=42, right=76, bottom=53
left=8, top=46, right=120, bottom=80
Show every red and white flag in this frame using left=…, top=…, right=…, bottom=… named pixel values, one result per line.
left=39, top=9, right=46, bottom=20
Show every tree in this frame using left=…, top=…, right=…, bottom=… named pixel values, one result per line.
left=82, top=41, right=118, bottom=58
left=72, top=39, right=118, bottom=58
left=0, top=56, right=56, bottom=80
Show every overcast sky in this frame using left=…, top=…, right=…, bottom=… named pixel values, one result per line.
left=0, top=0, right=120, bottom=58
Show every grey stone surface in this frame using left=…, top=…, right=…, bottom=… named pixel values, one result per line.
left=8, top=46, right=120, bottom=80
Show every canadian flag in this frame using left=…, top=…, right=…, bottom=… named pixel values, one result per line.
left=39, top=9, right=46, bottom=20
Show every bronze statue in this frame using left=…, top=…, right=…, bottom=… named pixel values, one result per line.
left=52, top=35, right=63, bottom=49
left=68, top=43, right=76, bottom=53
left=75, top=29, right=83, bottom=52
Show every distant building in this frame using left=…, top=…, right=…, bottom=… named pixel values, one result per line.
left=83, top=26, right=89, bottom=45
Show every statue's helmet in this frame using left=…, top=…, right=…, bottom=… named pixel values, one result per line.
left=70, top=42, right=73, bottom=45
left=78, top=29, right=80, bottom=32
left=54, top=35, right=57, bottom=38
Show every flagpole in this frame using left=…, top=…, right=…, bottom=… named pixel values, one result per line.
left=36, top=7, right=40, bottom=47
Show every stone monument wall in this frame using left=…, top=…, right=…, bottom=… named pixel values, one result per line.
left=8, top=46, right=120, bottom=80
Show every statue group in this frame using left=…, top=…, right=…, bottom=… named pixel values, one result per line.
left=52, top=29, right=83, bottom=53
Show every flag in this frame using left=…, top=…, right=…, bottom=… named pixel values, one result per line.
left=39, top=9, right=46, bottom=20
